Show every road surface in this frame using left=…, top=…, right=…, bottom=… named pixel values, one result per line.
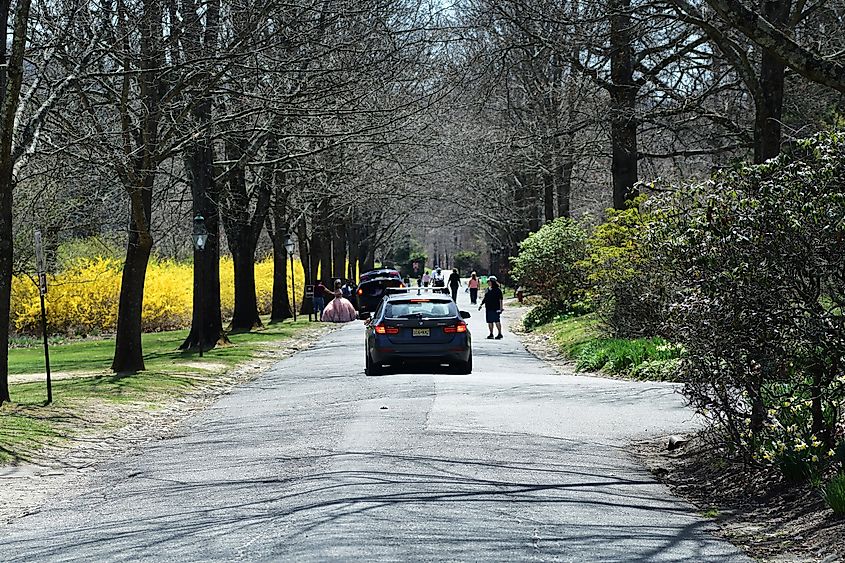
left=2, top=291, right=748, bottom=562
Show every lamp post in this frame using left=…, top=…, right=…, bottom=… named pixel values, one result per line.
left=284, top=234, right=297, bottom=321
left=192, top=215, right=208, bottom=357
left=34, top=230, right=51, bottom=403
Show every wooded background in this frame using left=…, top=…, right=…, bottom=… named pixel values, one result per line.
left=1, top=0, right=843, bottom=402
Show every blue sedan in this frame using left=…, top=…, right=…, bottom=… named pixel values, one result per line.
left=361, top=290, right=472, bottom=376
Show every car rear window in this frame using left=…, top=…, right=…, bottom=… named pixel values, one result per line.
left=360, top=270, right=400, bottom=282
left=359, top=279, right=402, bottom=297
left=386, top=300, right=456, bottom=319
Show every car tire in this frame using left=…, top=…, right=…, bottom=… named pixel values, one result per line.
left=365, top=353, right=383, bottom=376
left=455, top=355, right=472, bottom=375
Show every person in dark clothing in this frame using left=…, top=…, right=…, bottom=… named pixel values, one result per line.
left=448, top=268, right=461, bottom=301
left=313, top=281, right=329, bottom=319
left=341, top=280, right=354, bottom=300
left=479, top=275, right=504, bottom=339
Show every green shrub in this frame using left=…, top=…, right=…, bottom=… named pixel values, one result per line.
left=453, top=251, right=481, bottom=274
left=579, top=196, right=668, bottom=337
left=655, top=129, right=845, bottom=466
left=823, top=472, right=845, bottom=516
left=523, top=302, right=567, bottom=330
left=510, top=218, right=587, bottom=306
left=573, top=337, right=682, bottom=376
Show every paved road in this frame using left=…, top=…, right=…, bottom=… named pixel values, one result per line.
left=3, top=291, right=748, bottom=562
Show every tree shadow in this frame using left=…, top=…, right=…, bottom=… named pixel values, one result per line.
left=2, top=449, right=746, bottom=561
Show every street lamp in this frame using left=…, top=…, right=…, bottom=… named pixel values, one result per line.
left=193, top=214, right=208, bottom=251
left=284, top=234, right=297, bottom=321
left=193, top=215, right=208, bottom=357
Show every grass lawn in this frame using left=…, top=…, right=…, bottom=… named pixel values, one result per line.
left=533, top=314, right=682, bottom=381
left=534, top=313, right=601, bottom=355
left=8, top=318, right=313, bottom=376
left=1, top=317, right=316, bottom=465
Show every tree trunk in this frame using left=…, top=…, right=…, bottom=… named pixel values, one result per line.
left=267, top=193, right=292, bottom=322
left=182, top=0, right=225, bottom=347
left=297, top=221, right=314, bottom=315
left=347, top=225, right=360, bottom=280
left=332, top=224, right=346, bottom=281
left=181, top=136, right=224, bottom=348
left=362, top=240, right=376, bottom=273
left=264, top=139, right=292, bottom=323
left=753, top=0, right=791, bottom=163
left=610, top=0, right=639, bottom=210
left=557, top=133, right=574, bottom=218
left=182, top=227, right=225, bottom=352
left=222, top=138, right=261, bottom=331
left=543, top=168, right=555, bottom=223
left=180, top=120, right=225, bottom=351
left=0, top=0, right=33, bottom=401
left=230, top=238, right=261, bottom=331
left=270, top=235, right=291, bottom=322
left=309, top=231, right=323, bottom=282
left=112, top=0, right=165, bottom=372
left=810, top=361, right=828, bottom=446
left=320, top=245, right=332, bottom=285
left=558, top=154, right=574, bottom=219
left=528, top=181, right=542, bottom=232
left=357, top=226, right=372, bottom=274
left=0, top=172, right=12, bottom=403
left=112, top=187, right=153, bottom=373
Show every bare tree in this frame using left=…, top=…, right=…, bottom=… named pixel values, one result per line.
left=1, top=0, right=100, bottom=402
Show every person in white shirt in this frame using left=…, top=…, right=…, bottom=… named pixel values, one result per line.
left=431, top=267, right=445, bottom=287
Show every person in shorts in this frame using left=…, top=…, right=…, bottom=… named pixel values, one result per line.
left=479, top=275, right=504, bottom=339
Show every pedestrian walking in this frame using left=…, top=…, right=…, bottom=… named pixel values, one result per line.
left=467, top=272, right=480, bottom=304
left=432, top=267, right=445, bottom=287
left=422, top=271, right=431, bottom=287
left=479, top=275, right=504, bottom=339
left=448, top=268, right=461, bottom=301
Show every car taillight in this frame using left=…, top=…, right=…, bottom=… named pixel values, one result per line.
left=444, top=321, right=467, bottom=334
left=357, top=288, right=363, bottom=295
left=375, top=324, right=399, bottom=335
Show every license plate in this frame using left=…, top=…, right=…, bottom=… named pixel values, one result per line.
left=412, top=328, right=430, bottom=337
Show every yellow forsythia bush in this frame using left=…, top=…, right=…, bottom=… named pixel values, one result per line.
left=10, top=255, right=305, bottom=335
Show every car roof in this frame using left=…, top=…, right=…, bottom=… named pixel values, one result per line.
left=385, top=293, right=452, bottom=302
left=361, top=268, right=399, bottom=277
left=359, top=276, right=403, bottom=285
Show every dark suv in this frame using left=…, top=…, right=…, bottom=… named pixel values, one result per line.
left=355, top=269, right=404, bottom=313
left=361, top=289, right=472, bottom=376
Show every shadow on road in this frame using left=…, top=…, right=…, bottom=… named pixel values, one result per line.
left=3, top=449, right=742, bottom=561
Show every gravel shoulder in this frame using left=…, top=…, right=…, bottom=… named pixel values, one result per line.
left=633, top=438, right=845, bottom=563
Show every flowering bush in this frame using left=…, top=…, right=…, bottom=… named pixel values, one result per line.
left=652, top=129, right=845, bottom=473
left=11, top=255, right=305, bottom=335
